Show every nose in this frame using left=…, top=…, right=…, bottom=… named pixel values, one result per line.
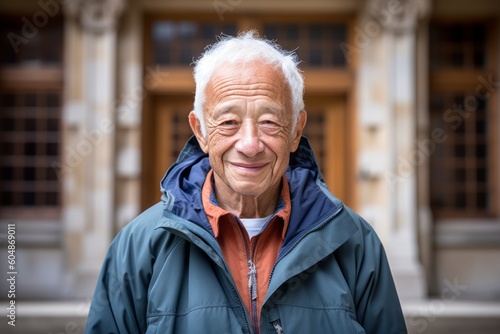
left=234, top=120, right=264, bottom=157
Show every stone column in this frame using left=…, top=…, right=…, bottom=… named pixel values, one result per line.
left=357, top=0, right=429, bottom=299
left=62, top=0, right=124, bottom=299
left=387, top=0, right=426, bottom=300
left=114, top=0, right=143, bottom=234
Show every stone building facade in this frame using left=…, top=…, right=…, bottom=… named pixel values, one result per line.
left=0, top=0, right=499, bottom=332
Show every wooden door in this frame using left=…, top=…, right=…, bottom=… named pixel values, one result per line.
left=141, top=95, right=194, bottom=209
left=303, top=95, right=350, bottom=204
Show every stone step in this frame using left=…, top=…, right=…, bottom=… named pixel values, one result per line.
left=1, top=301, right=88, bottom=334
left=404, top=300, right=500, bottom=334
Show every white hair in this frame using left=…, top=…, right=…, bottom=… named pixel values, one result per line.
left=192, top=30, right=304, bottom=136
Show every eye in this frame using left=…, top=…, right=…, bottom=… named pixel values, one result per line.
left=260, top=119, right=281, bottom=134
left=218, top=119, right=240, bottom=134
left=222, top=120, right=238, bottom=126
left=260, top=118, right=280, bottom=127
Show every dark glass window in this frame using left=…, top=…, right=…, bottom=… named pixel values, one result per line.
left=0, top=15, right=63, bottom=219
left=429, top=92, right=493, bottom=217
left=429, top=21, right=497, bottom=218
left=263, top=23, right=347, bottom=67
left=152, top=21, right=237, bottom=65
left=0, top=17, right=63, bottom=65
left=0, top=91, right=62, bottom=211
left=430, top=22, right=488, bottom=69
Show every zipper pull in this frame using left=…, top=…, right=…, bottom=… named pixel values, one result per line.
left=272, top=320, right=284, bottom=334
left=248, top=259, right=257, bottom=301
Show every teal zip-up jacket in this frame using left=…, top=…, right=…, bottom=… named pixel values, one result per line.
left=85, top=136, right=407, bottom=334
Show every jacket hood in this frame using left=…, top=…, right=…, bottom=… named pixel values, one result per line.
left=159, top=135, right=344, bottom=255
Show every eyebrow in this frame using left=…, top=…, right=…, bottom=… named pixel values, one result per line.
left=211, top=104, right=283, bottom=118
left=261, top=105, right=281, bottom=114
left=212, top=105, right=239, bottom=118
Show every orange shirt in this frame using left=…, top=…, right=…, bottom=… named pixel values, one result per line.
left=202, top=170, right=291, bottom=329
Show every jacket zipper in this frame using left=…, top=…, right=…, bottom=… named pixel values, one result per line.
left=237, top=222, right=261, bottom=334
left=248, top=259, right=258, bottom=333
left=272, top=320, right=284, bottom=334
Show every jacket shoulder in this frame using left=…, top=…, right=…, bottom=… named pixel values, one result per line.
left=109, top=202, right=181, bottom=259
left=118, top=202, right=164, bottom=237
left=341, top=205, right=381, bottom=243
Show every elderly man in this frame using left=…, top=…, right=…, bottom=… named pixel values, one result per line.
left=85, top=31, right=407, bottom=333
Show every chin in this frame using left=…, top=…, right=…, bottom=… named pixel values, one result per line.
left=231, top=184, right=267, bottom=197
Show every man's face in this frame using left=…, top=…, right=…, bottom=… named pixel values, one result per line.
left=190, top=60, right=306, bottom=200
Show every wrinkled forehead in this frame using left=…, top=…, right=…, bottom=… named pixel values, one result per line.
left=205, top=60, right=291, bottom=103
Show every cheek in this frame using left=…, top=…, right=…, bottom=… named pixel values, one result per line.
left=206, top=135, right=230, bottom=165
left=275, top=152, right=290, bottom=170
left=269, top=141, right=292, bottom=169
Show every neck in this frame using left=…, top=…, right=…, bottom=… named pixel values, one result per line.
left=213, top=175, right=281, bottom=218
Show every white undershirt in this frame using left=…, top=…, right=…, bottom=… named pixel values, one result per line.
left=240, top=215, right=273, bottom=239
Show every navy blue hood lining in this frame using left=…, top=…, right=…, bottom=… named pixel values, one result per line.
left=160, top=136, right=210, bottom=225
left=160, top=136, right=343, bottom=252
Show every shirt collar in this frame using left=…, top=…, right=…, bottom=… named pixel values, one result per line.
left=202, top=169, right=291, bottom=240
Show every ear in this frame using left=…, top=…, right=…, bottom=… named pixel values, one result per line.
left=290, top=110, right=307, bottom=152
left=189, top=111, right=209, bottom=153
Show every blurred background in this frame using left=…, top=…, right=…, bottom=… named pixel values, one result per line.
left=0, top=0, right=499, bottom=333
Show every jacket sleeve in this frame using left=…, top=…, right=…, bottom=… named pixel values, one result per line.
left=349, top=211, right=408, bottom=334
left=84, top=214, right=156, bottom=334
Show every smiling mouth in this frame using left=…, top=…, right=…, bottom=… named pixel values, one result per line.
left=231, top=162, right=267, bottom=173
